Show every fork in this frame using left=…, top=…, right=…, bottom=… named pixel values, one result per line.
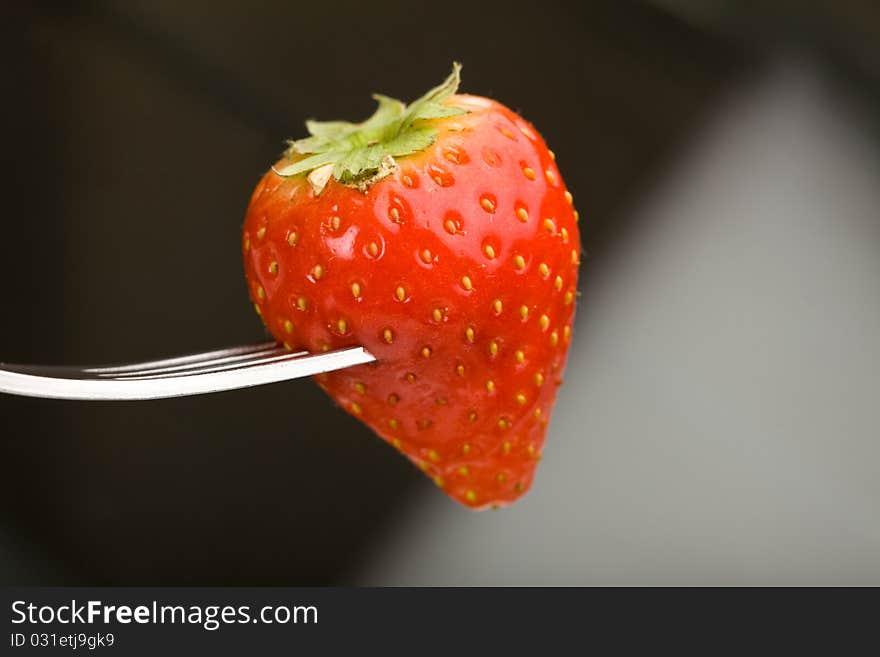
left=0, top=342, right=376, bottom=401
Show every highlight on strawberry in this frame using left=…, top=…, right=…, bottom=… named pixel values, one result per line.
left=242, top=63, right=580, bottom=509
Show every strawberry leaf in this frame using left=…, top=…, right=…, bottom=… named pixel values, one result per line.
left=360, top=95, right=406, bottom=131
left=273, top=150, right=348, bottom=177
left=305, top=120, right=358, bottom=139
left=409, top=101, right=469, bottom=121
left=276, top=63, right=468, bottom=191
left=383, top=126, right=437, bottom=157
left=333, top=144, right=385, bottom=182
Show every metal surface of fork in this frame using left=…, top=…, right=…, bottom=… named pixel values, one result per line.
left=0, top=342, right=375, bottom=401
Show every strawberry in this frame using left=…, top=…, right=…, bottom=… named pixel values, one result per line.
left=242, top=64, right=580, bottom=509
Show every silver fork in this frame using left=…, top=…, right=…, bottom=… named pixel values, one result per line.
left=0, top=342, right=376, bottom=401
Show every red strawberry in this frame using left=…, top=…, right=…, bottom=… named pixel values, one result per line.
left=242, top=64, right=580, bottom=509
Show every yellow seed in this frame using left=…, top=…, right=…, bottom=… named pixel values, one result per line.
left=351, top=282, right=361, bottom=298
left=501, top=128, right=516, bottom=140
left=514, top=255, right=526, bottom=270
left=435, top=397, right=448, bottom=405
left=462, top=443, right=472, bottom=455
left=321, top=343, right=330, bottom=352
left=432, top=308, right=443, bottom=322
left=488, top=341, right=499, bottom=356
left=516, top=393, right=527, bottom=405
left=554, top=276, right=563, bottom=291
left=527, top=444, right=536, bottom=457
left=389, top=418, right=400, bottom=429
left=283, top=341, right=293, bottom=351
left=350, top=402, right=362, bottom=415
left=256, top=226, right=266, bottom=240
left=497, top=418, right=509, bottom=430
left=514, top=482, right=524, bottom=493
left=539, top=314, right=550, bottom=330
left=256, top=286, right=265, bottom=301
left=564, top=291, right=574, bottom=305
left=484, top=244, right=496, bottom=259
left=421, top=346, right=432, bottom=359
left=486, top=380, right=495, bottom=393
left=461, top=275, right=473, bottom=291
left=539, top=263, right=550, bottom=278
left=503, top=441, right=512, bottom=454
left=571, top=249, right=578, bottom=265
left=268, top=261, right=278, bottom=276
left=516, top=208, right=529, bottom=223
left=560, top=227, right=569, bottom=242
left=543, top=218, right=556, bottom=234
left=550, top=330, right=559, bottom=346
left=428, top=449, right=439, bottom=462
left=402, top=174, right=413, bottom=187
left=337, top=318, right=348, bottom=334
left=492, top=298, right=502, bottom=314
left=287, top=231, right=298, bottom=246
left=405, top=372, right=416, bottom=383
left=564, top=190, right=573, bottom=204
left=458, top=466, right=470, bottom=476
left=354, top=382, right=366, bottom=394
left=244, top=237, right=250, bottom=252
left=368, top=242, right=379, bottom=257
left=331, top=215, right=341, bottom=230
left=549, top=149, right=556, bottom=161
left=480, top=197, right=496, bottom=213
left=564, top=325, right=571, bottom=342
left=465, top=490, right=477, bottom=504
left=515, top=349, right=525, bottom=363
left=444, top=219, right=457, bottom=234
left=496, top=472, right=507, bottom=483
left=254, top=303, right=262, bottom=316
left=545, top=169, right=557, bottom=184
left=522, top=166, right=536, bottom=180
left=297, top=296, right=308, bottom=311
left=389, top=207, right=400, bottom=222
left=383, top=328, right=394, bottom=343
left=468, top=411, right=478, bottom=422
left=534, top=372, right=545, bottom=387
left=421, top=248, right=432, bottom=263
left=433, top=476, right=445, bottom=488
left=574, top=210, right=580, bottom=222
left=456, top=364, right=465, bottom=377
left=519, top=305, right=529, bottom=320
left=283, top=320, right=294, bottom=334
left=392, top=438, right=402, bottom=448
left=465, top=327, right=475, bottom=343
left=387, top=393, right=399, bottom=405
left=312, top=264, right=324, bottom=280
left=395, top=285, right=406, bottom=301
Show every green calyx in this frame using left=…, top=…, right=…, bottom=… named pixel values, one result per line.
left=274, top=62, right=468, bottom=193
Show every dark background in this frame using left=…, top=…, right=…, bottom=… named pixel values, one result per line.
left=1, top=1, right=877, bottom=584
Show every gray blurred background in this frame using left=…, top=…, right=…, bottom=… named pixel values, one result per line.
left=1, top=1, right=879, bottom=585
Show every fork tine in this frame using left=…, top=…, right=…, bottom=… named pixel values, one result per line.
left=117, top=349, right=308, bottom=380
left=101, top=344, right=290, bottom=378
left=83, top=341, right=279, bottom=374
